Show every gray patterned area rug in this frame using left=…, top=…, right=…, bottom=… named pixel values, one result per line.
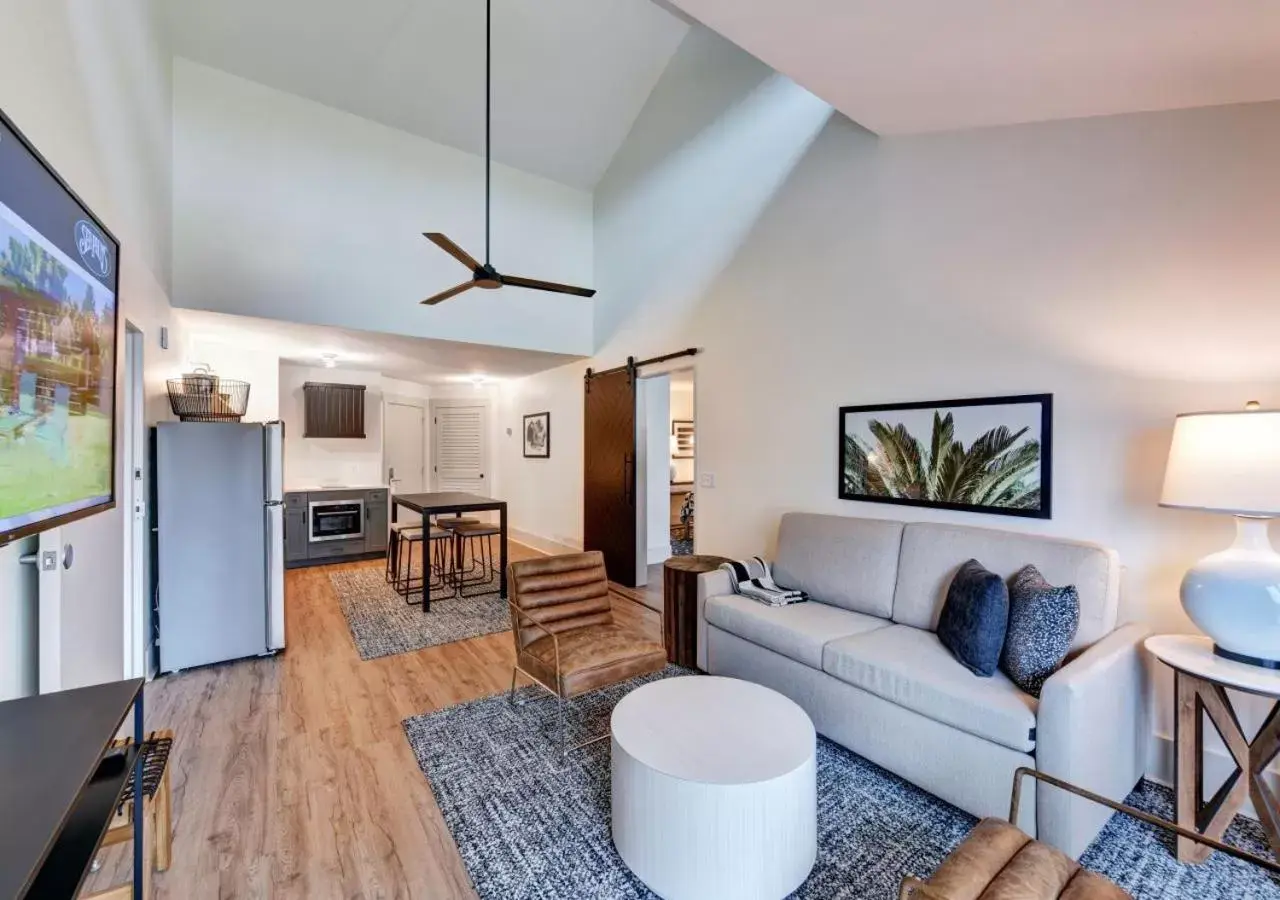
left=402, top=667, right=1280, bottom=900
left=329, top=567, right=509, bottom=661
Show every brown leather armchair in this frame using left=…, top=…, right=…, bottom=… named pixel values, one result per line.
left=507, top=551, right=667, bottom=757
left=899, top=768, right=1280, bottom=899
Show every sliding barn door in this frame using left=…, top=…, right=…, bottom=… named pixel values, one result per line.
left=584, top=367, right=638, bottom=587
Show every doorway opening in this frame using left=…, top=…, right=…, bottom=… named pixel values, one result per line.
left=633, top=366, right=695, bottom=591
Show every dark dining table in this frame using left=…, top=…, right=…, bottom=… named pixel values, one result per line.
left=390, top=491, right=508, bottom=612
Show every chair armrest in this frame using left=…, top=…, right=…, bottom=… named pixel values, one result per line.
left=696, top=568, right=734, bottom=671
left=1011, top=767, right=1280, bottom=876
left=508, top=601, right=561, bottom=681
left=1035, top=621, right=1150, bottom=857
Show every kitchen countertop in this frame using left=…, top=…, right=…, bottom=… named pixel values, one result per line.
left=670, top=482, right=695, bottom=493
left=285, top=484, right=390, bottom=493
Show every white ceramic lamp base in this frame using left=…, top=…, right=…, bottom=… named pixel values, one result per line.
left=1181, top=516, right=1280, bottom=669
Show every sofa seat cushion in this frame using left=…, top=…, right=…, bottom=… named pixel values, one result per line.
left=705, top=594, right=890, bottom=669
left=520, top=623, right=667, bottom=698
left=823, top=624, right=1038, bottom=753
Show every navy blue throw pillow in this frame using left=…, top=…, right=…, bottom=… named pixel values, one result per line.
left=1000, top=565, right=1080, bottom=697
left=937, top=559, right=1009, bottom=677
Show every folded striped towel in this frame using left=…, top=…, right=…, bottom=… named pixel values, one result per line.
left=720, top=557, right=808, bottom=608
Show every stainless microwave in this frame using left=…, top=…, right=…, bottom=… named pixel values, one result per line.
left=308, top=498, right=365, bottom=542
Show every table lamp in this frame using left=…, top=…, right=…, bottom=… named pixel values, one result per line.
left=1160, top=403, right=1280, bottom=668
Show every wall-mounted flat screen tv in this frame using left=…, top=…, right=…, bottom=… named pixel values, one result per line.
left=0, top=108, right=119, bottom=544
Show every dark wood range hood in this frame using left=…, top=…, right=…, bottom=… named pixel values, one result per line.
left=303, top=382, right=366, bottom=439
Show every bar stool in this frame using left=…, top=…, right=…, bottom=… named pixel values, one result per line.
left=451, top=521, right=501, bottom=591
left=392, top=526, right=425, bottom=601
left=394, top=526, right=457, bottom=604
left=386, top=521, right=420, bottom=584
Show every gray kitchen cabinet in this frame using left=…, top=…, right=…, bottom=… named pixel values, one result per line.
left=365, top=489, right=388, bottom=553
left=284, top=493, right=309, bottom=566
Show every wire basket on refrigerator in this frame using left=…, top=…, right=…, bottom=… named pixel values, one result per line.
left=166, top=375, right=251, bottom=422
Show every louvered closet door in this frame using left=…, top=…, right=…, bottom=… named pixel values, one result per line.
left=432, top=403, right=489, bottom=493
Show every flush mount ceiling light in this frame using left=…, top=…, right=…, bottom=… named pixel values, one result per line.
left=320, top=353, right=338, bottom=369
left=420, top=0, right=596, bottom=306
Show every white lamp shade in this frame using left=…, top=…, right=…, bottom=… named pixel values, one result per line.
left=1160, top=409, right=1280, bottom=516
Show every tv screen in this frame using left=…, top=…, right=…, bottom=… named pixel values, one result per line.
left=0, top=109, right=119, bottom=544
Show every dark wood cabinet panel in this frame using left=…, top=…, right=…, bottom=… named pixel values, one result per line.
left=303, top=382, right=366, bottom=438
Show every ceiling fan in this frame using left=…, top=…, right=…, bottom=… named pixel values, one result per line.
left=421, top=0, right=595, bottom=306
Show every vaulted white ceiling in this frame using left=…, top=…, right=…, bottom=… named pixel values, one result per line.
left=162, top=0, right=689, bottom=190
left=667, top=0, right=1280, bottom=134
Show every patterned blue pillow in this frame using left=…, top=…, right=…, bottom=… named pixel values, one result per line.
left=937, top=559, right=1009, bottom=677
left=1000, top=565, right=1080, bottom=697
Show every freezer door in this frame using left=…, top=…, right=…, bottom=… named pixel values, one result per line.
left=264, top=421, right=284, bottom=503
left=156, top=422, right=268, bottom=672
left=266, top=503, right=286, bottom=651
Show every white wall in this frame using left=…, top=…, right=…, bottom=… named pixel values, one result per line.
left=185, top=335, right=280, bottom=422
left=495, top=27, right=1280, bottom=786
left=0, top=0, right=185, bottom=696
left=172, top=59, right=595, bottom=357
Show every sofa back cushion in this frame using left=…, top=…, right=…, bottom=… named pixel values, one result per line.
left=892, top=523, right=1119, bottom=652
left=773, top=513, right=904, bottom=618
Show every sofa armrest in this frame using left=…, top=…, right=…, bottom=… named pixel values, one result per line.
left=1035, top=621, right=1150, bottom=858
left=696, top=568, right=734, bottom=671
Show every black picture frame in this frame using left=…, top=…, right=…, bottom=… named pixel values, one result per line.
left=838, top=393, right=1052, bottom=520
left=523, top=411, right=550, bottom=458
left=0, top=107, right=121, bottom=546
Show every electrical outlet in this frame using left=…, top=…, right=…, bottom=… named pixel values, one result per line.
left=699, top=472, right=716, bottom=489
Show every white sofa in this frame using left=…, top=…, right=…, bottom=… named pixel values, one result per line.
left=696, top=513, right=1149, bottom=859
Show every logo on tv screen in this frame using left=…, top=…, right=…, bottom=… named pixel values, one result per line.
left=75, top=219, right=112, bottom=279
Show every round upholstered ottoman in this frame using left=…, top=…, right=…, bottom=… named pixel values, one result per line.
left=610, top=676, right=817, bottom=900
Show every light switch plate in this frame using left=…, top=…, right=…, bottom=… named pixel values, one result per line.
left=699, top=472, right=716, bottom=488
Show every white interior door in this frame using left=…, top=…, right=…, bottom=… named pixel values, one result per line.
left=431, top=401, right=489, bottom=494
left=384, top=401, right=426, bottom=494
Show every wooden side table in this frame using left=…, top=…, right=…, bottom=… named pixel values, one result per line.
left=663, top=555, right=731, bottom=669
left=1146, top=634, right=1280, bottom=866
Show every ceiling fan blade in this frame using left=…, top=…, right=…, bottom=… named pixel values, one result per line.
left=499, top=273, right=596, bottom=298
left=421, top=280, right=477, bottom=306
left=424, top=232, right=481, bottom=272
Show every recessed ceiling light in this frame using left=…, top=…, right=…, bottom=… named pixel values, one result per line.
left=320, top=353, right=338, bottom=369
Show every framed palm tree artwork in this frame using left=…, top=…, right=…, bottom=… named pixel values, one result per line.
left=839, top=393, right=1052, bottom=519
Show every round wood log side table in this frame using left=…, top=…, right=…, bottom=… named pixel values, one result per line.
left=1146, top=634, right=1280, bottom=866
left=663, top=555, right=731, bottom=669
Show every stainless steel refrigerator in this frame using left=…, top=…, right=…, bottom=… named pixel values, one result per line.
left=154, top=421, right=286, bottom=673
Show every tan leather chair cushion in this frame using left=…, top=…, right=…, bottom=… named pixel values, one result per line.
left=922, top=819, right=1130, bottom=900
left=520, top=623, right=667, bottom=697
left=509, top=552, right=614, bottom=649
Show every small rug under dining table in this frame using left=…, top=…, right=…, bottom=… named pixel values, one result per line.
left=330, top=566, right=509, bottom=660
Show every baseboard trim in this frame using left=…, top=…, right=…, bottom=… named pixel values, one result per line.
left=508, top=528, right=581, bottom=557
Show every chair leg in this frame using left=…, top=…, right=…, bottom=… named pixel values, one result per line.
left=153, top=762, right=172, bottom=872
left=508, top=666, right=519, bottom=707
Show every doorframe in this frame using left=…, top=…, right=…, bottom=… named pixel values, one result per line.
left=122, top=323, right=146, bottom=680
left=428, top=397, right=493, bottom=493
left=382, top=394, right=428, bottom=495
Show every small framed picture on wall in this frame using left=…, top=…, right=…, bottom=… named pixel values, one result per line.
left=523, top=412, right=551, bottom=458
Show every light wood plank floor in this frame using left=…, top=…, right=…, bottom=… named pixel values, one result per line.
left=84, top=541, right=661, bottom=900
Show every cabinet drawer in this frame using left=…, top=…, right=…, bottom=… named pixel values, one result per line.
left=284, top=493, right=307, bottom=509
left=307, top=538, right=367, bottom=560
left=365, top=489, right=388, bottom=507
